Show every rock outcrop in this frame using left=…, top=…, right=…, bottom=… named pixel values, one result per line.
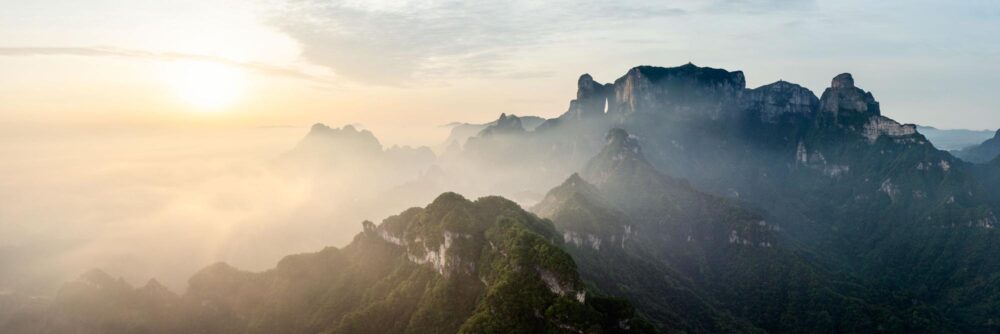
left=862, top=115, right=918, bottom=143
left=818, top=73, right=881, bottom=119
left=607, top=63, right=746, bottom=118
left=563, top=74, right=613, bottom=119
left=742, top=80, right=820, bottom=122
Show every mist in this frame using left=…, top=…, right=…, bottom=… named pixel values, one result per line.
left=0, top=126, right=415, bottom=293
left=0, top=114, right=592, bottom=296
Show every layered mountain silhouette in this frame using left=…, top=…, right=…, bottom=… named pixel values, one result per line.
left=952, top=128, right=1000, bottom=163
left=917, top=125, right=995, bottom=151
left=440, top=115, right=546, bottom=152
left=4, top=63, right=1000, bottom=333
left=534, top=128, right=950, bottom=332
left=282, top=123, right=436, bottom=173
left=461, top=64, right=1000, bottom=332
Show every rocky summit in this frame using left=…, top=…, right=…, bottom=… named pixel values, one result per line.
left=455, top=63, right=1000, bottom=332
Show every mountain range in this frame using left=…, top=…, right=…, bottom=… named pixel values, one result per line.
left=0, top=194, right=652, bottom=333
left=3, top=63, right=1000, bottom=333
left=952, top=129, right=1000, bottom=163
left=917, top=126, right=995, bottom=151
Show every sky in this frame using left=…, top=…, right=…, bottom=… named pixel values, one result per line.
left=2, top=0, right=1000, bottom=293
left=1, top=0, right=999, bottom=145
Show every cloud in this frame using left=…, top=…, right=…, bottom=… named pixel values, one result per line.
left=0, top=47, right=334, bottom=85
left=0, top=127, right=398, bottom=293
left=266, top=0, right=688, bottom=85
left=711, top=0, right=818, bottom=13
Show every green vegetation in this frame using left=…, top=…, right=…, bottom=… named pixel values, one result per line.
left=1, top=193, right=652, bottom=334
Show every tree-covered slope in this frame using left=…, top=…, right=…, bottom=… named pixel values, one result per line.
left=534, top=128, right=955, bottom=333
left=0, top=193, right=653, bottom=334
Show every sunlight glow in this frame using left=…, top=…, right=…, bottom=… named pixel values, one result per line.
left=165, top=60, right=246, bottom=111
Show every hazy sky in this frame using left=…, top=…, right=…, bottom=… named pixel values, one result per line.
left=2, top=0, right=1000, bottom=143
left=2, top=0, right=1000, bottom=293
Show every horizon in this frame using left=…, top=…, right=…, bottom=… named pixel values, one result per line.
left=2, top=0, right=999, bottom=146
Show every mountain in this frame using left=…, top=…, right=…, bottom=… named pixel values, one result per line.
left=270, top=122, right=448, bottom=248
left=952, top=129, right=1000, bottom=163
left=8, top=62, right=1000, bottom=332
left=535, top=128, right=947, bottom=332
left=283, top=123, right=436, bottom=171
left=0, top=193, right=653, bottom=334
left=917, top=126, right=995, bottom=151
left=462, top=63, right=1000, bottom=331
left=439, top=115, right=546, bottom=152
left=533, top=172, right=753, bottom=333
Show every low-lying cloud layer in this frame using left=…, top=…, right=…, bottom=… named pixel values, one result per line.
left=0, top=128, right=369, bottom=293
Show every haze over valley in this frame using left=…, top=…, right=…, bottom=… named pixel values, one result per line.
left=3, top=1, right=1000, bottom=333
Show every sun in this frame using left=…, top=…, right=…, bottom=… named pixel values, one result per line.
left=165, top=60, right=246, bottom=111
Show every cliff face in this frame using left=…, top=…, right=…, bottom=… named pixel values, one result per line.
left=607, top=64, right=746, bottom=119
left=563, top=74, right=613, bottom=119
left=741, top=80, right=819, bottom=123
left=456, top=63, right=1000, bottom=332
left=819, top=73, right=881, bottom=118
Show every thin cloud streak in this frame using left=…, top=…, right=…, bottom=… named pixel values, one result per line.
left=265, top=0, right=690, bottom=85
left=0, top=46, right=336, bottom=85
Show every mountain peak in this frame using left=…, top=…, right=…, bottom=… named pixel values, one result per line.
left=138, top=278, right=176, bottom=299
left=305, top=122, right=368, bottom=138
left=831, top=73, right=855, bottom=88
left=544, top=173, right=605, bottom=204
left=607, top=64, right=746, bottom=116
left=743, top=80, right=820, bottom=122
left=560, top=73, right=612, bottom=119
left=79, top=268, right=116, bottom=288
left=531, top=172, right=604, bottom=219
left=582, top=129, right=651, bottom=187
left=819, top=72, right=880, bottom=117
left=625, top=64, right=745, bottom=88
left=604, top=128, right=642, bottom=155
left=309, top=122, right=330, bottom=133
left=289, top=123, right=384, bottom=160
left=566, top=172, right=586, bottom=184
left=479, top=113, right=525, bottom=136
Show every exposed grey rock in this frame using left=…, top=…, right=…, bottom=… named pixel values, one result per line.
left=831, top=73, right=855, bottom=88
left=742, top=80, right=819, bottom=122
left=607, top=63, right=746, bottom=118
left=862, top=116, right=917, bottom=143
left=819, top=73, right=881, bottom=118
left=564, top=73, right=613, bottom=119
